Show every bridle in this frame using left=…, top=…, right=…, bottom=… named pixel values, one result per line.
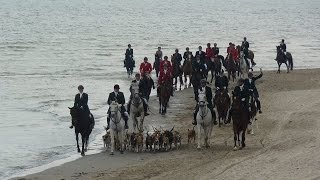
left=198, top=95, right=208, bottom=120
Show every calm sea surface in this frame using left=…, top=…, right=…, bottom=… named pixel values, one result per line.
left=0, top=0, right=319, bottom=179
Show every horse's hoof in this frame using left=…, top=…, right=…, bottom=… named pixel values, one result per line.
left=205, top=145, right=210, bottom=148
left=77, top=149, right=81, bottom=153
left=110, top=152, right=114, bottom=155
left=81, top=152, right=85, bottom=156
left=84, top=148, right=88, bottom=152
left=233, top=146, right=238, bottom=151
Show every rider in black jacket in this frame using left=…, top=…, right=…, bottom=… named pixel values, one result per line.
left=244, top=69, right=263, bottom=113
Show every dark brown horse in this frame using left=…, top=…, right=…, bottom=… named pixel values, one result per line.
left=154, top=54, right=161, bottom=77
left=171, top=55, right=183, bottom=90
left=212, top=57, right=222, bottom=83
left=159, top=81, right=172, bottom=115
left=226, top=55, right=237, bottom=82
left=214, top=89, right=231, bottom=127
left=231, top=96, right=250, bottom=151
left=69, top=107, right=94, bottom=156
left=182, top=54, right=193, bottom=88
left=276, top=46, right=290, bottom=73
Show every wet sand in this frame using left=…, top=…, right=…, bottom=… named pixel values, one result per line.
left=13, top=69, right=320, bottom=180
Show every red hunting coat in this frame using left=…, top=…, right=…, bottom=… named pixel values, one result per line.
left=140, top=62, right=152, bottom=75
left=159, top=60, right=172, bottom=74
left=158, top=69, right=172, bottom=85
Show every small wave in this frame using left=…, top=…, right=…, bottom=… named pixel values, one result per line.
left=95, top=53, right=112, bottom=56
left=7, top=45, right=35, bottom=50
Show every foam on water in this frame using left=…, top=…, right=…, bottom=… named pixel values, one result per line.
left=1, top=0, right=320, bottom=179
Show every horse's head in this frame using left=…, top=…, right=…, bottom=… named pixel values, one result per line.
left=109, top=101, right=120, bottom=118
left=69, top=106, right=81, bottom=118
left=198, top=93, right=207, bottom=107
left=131, top=83, right=140, bottom=98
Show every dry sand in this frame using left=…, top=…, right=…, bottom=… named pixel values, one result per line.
left=13, top=69, right=320, bottom=180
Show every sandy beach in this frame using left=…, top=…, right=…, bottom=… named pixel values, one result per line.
left=13, top=69, right=320, bottom=180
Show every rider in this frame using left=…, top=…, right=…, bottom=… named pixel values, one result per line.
left=140, top=72, right=155, bottom=101
left=157, top=63, right=173, bottom=96
left=106, top=84, right=129, bottom=130
left=192, top=79, right=218, bottom=126
left=159, top=56, right=172, bottom=74
left=156, top=47, right=163, bottom=60
left=231, top=44, right=239, bottom=64
left=279, top=39, right=286, bottom=53
left=227, top=42, right=233, bottom=55
left=206, top=43, right=214, bottom=61
left=140, top=57, right=152, bottom=76
left=70, top=85, right=92, bottom=129
left=124, top=44, right=134, bottom=67
left=241, top=37, right=256, bottom=67
left=214, top=70, right=229, bottom=91
left=244, top=69, right=263, bottom=114
left=227, top=78, right=250, bottom=123
left=195, top=46, right=206, bottom=64
left=212, top=43, right=219, bottom=57
left=183, top=47, right=193, bottom=61
left=128, top=73, right=150, bottom=116
left=173, top=49, right=183, bottom=66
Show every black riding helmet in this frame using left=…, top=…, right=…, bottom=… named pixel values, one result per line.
left=248, top=72, right=253, bottom=78
left=114, top=84, right=120, bottom=89
left=78, top=85, right=84, bottom=90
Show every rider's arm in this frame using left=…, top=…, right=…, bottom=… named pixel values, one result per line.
left=107, top=93, right=112, bottom=105
left=74, top=94, right=78, bottom=107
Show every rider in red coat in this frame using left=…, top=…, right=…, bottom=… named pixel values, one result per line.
left=158, top=64, right=172, bottom=85
left=140, top=57, right=152, bottom=76
left=230, top=44, right=239, bottom=62
left=206, top=43, right=214, bottom=61
left=159, top=56, right=172, bottom=74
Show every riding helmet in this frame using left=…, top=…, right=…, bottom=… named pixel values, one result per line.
left=114, top=84, right=120, bottom=89
left=78, top=85, right=84, bottom=90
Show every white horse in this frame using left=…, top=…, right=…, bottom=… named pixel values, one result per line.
left=239, top=51, right=249, bottom=78
left=196, top=91, right=214, bottom=149
left=130, top=83, right=145, bottom=133
left=109, top=101, right=125, bottom=155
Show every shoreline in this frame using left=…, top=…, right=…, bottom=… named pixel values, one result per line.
left=11, top=68, right=320, bottom=180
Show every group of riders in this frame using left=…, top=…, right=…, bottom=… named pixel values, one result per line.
left=70, top=38, right=288, bottom=130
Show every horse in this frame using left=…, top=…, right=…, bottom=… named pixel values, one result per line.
left=231, top=95, right=250, bottom=151
left=69, top=107, right=94, bottom=156
left=109, top=101, right=125, bottom=155
left=171, top=55, right=184, bottom=91
left=205, top=57, right=215, bottom=83
left=196, top=91, right=214, bottom=149
left=214, top=89, right=231, bottom=127
left=182, top=54, right=193, bottom=88
left=226, top=55, right=237, bottom=82
left=159, top=81, right=171, bottom=115
left=248, top=50, right=255, bottom=65
left=247, top=94, right=258, bottom=135
left=129, top=84, right=145, bottom=132
left=239, top=51, right=249, bottom=78
left=211, top=56, right=222, bottom=83
left=124, top=57, right=135, bottom=78
left=154, top=54, right=161, bottom=77
left=286, top=52, right=293, bottom=71
left=275, top=46, right=289, bottom=73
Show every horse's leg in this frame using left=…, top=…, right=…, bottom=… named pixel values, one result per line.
left=81, top=133, right=85, bottom=156
left=241, top=130, right=246, bottom=148
left=119, top=130, right=124, bottom=154
left=197, top=122, right=201, bottom=149
left=140, top=113, right=145, bottom=132
left=76, top=132, right=80, bottom=153
left=233, top=131, right=238, bottom=151
left=285, top=62, right=289, bottom=73
left=110, top=130, right=115, bottom=155
left=204, top=126, right=210, bottom=148
left=277, top=62, right=281, bottom=73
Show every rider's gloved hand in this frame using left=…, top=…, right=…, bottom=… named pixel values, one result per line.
left=241, top=98, right=245, bottom=101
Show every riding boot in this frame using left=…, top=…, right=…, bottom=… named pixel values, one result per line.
left=127, top=100, right=131, bottom=115
left=192, top=107, right=199, bottom=125
left=124, top=60, right=126, bottom=67
left=106, top=117, right=110, bottom=130
left=122, top=112, right=129, bottom=129
left=171, top=87, right=174, bottom=96
left=256, top=99, right=262, bottom=113
left=251, top=59, right=256, bottom=67
left=143, top=102, right=149, bottom=116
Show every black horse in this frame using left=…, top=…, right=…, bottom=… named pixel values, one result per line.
left=276, top=46, right=293, bottom=73
left=69, top=107, right=94, bottom=156
left=124, top=57, right=135, bottom=77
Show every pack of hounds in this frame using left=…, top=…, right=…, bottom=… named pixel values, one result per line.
left=102, top=126, right=187, bottom=153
